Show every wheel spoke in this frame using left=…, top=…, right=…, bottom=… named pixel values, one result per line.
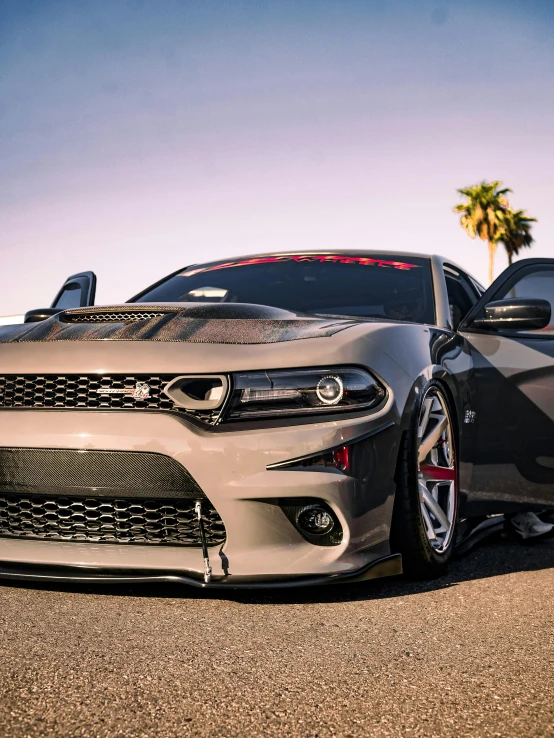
left=418, top=398, right=433, bottom=440
left=421, top=486, right=451, bottom=531
left=420, top=502, right=438, bottom=541
left=418, top=416, right=448, bottom=463
left=419, top=479, right=447, bottom=535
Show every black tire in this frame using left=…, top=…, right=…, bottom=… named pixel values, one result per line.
left=391, top=381, right=459, bottom=579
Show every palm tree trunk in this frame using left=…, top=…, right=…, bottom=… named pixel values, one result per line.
left=507, top=251, right=513, bottom=266
left=488, top=241, right=497, bottom=285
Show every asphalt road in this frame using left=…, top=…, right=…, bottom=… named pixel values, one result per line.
left=0, top=536, right=553, bottom=738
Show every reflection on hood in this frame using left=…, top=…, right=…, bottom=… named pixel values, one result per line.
left=0, top=312, right=360, bottom=345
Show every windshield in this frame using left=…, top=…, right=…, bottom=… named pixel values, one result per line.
left=135, top=254, right=435, bottom=324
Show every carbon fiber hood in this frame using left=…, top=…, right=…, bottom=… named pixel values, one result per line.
left=0, top=303, right=362, bottom=345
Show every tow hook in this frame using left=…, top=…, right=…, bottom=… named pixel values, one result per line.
left=195, top=500, right=212, bottom=584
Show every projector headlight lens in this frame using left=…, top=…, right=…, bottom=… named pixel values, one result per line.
left=316, top=375, right=344, bottom=405
left=224, top=366, right=385, bottom=421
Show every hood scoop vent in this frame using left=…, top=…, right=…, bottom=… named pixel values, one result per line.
left=61, top=306, right=182, bottom=324
left=61, top=302, right=308, bottom=324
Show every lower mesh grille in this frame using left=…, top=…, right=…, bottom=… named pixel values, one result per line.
left=0, top=447, right=205, bottom=499
left=0, top=495, right=226, bottom=547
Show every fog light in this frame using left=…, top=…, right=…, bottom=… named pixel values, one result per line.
left=297, top=505, right=335, bottom=535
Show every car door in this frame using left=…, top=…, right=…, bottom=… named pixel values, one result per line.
left=459, top=258, right=554, bottom=513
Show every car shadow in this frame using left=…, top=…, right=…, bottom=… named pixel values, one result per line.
left=209, top=534, right=554, bottom=606
left=2, top=533, right=553, bottom=605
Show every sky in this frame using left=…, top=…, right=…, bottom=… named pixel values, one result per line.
left=1, top=0, right=553, bottom=315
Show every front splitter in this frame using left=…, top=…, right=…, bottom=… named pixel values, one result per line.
left=0, top=553, right=402, bottom=590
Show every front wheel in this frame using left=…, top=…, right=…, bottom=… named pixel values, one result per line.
left=391, top=382, right=459, bottom=578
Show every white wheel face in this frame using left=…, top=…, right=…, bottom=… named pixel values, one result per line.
left=416, top=388, right=457, bottom=553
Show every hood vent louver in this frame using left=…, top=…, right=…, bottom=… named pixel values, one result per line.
left=60, top=302, right=310, bottom=324
left=61, top=306, right=181, bottom=324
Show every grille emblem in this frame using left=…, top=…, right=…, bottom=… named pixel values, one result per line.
left=133, top=382, right=151, bottom=399
left=96, top=382, right=151, bottom=399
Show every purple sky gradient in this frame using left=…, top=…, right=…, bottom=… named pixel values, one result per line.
left=1, top=0, right=553, bottom=314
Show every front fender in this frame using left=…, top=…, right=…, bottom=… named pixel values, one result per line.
left=363, top=325, right=474, bottom=502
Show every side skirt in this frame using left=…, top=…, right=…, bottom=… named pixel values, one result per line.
left=454, top=515, right=506, bottom=556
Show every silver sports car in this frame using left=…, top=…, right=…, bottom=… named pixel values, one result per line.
left=0, top=251, right=553, bottom=588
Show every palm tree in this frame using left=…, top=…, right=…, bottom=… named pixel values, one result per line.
left=498, top=209, right=536, bottom=265
left=453, top=181, right=511, bottom=284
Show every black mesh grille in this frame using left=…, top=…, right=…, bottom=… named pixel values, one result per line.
left=0, top=374, right=174, bottom=410
left=63, top=311, right=167, bottom=323
left=0, top=374, right=219, bottom=423
left=0, top=494, right=226, bottom=546
left=0, top=448, right=205, bottom=499
left=61, top=305, right=183, bottom=324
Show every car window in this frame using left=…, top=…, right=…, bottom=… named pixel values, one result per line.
left=444, top=265, right=479, bottom=329
left=135, top=254, right=436, bottom=324
left=496, top=266, right=554, bottom=335
left=469, top=276, right=486, bottom=296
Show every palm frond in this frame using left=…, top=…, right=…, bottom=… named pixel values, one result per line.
left=453, top=180, right=509, bottom=244
left=498, top=208, right=537, bottom=259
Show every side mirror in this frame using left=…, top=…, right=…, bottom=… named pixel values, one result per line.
left=473, top=298, right=551, bottom=331
left=23, top=271, right=97, bottom=324
left=51, top=271, right=96, bottom=310
left=24, top=308, right=62, bottom=324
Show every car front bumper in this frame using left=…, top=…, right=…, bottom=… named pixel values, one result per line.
left=0, top=392, right=401, bottom=587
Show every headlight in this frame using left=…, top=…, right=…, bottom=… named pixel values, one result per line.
left=224, top=366, right=386, bottom=420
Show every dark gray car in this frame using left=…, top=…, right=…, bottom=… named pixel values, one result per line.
left=0, top=251, right=552, bottom=588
